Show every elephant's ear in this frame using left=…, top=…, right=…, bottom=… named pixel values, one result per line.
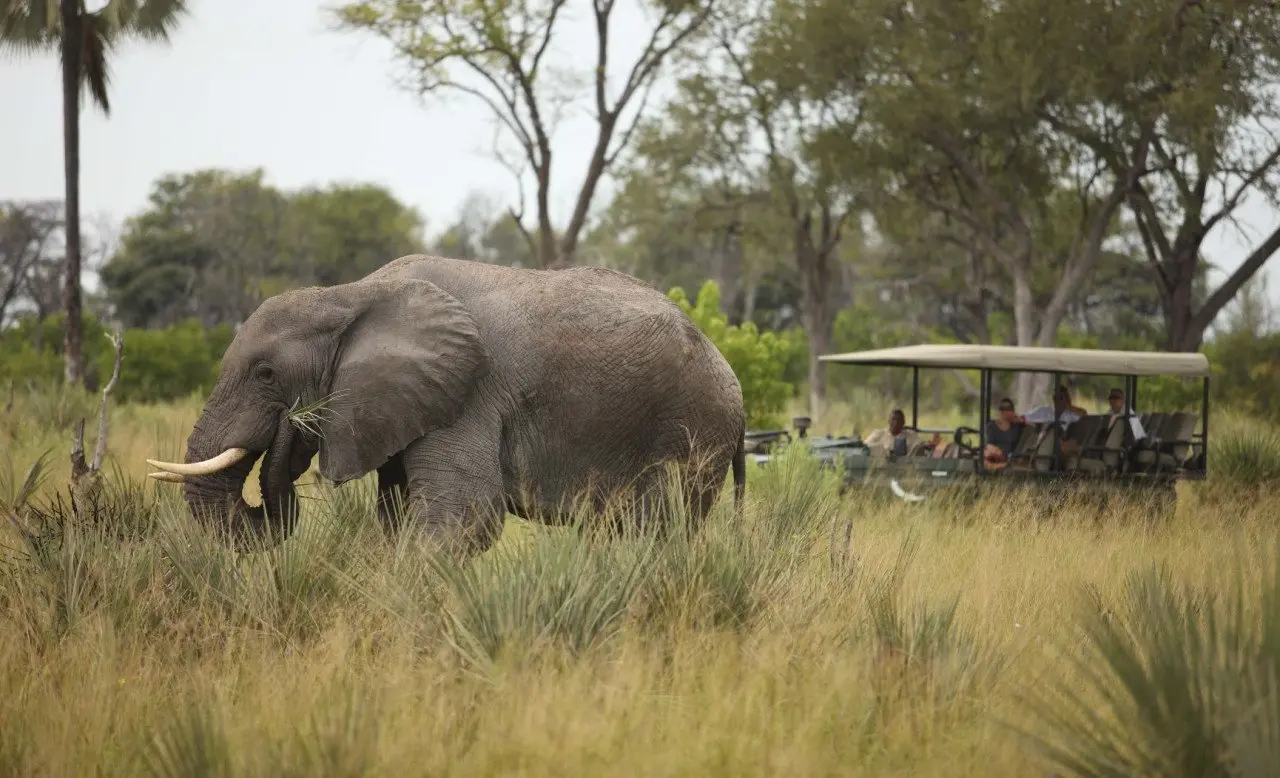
left=316, top=278, right=488, bottom=484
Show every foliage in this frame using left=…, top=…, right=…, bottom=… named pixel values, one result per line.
left=3, top=396, right=1280, bottom=774
left=1207, top=332, right=1280, bottom=424
left=1209, top=416, right=1280, bottom=492
left=289, top=182, right=426, bottom=286
left=0, top=0, right=190, bottom=116
left=669, top=280, right=800, bottom=428
left=1024, top=560, right=1280, bottom=777
left=98, top=169, right=425, bottom=329
left=332, top=0, right=715, bottom=268
left=0, top=313, right=231, bottom=404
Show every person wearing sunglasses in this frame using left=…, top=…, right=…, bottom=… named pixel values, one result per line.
left=983, top=398, right=1023, bottom=470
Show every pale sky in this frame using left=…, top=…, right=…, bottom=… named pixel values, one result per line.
left=2, top=0, right=1277, bottom=322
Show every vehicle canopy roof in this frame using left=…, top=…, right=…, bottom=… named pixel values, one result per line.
left=818, top=344, right=1210, bottom=378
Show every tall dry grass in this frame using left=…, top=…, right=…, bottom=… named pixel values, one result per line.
left=2, top=387, right=1280, bottom=777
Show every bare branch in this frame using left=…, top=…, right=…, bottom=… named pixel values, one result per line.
left=91, top=326, right=124, bottom=473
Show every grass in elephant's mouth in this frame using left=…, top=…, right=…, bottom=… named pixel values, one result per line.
left=287, top=391, right=351, bottom=440
left=2, top=395, right=1280, bottom=777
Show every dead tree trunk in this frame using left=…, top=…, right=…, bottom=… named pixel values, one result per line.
left=70, top=326, right=123, bottom=510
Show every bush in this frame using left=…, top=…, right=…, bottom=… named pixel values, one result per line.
left=1024, top=561, right=1280, bottom=777
left=0, top=313, right=233, bottom=404
left=1210, top=416, right=1280, bottom=492
left=669, top=280, right=800, bottom=429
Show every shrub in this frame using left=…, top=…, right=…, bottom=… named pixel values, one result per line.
left=669, top=280, right=799, bottom=429
left=1023, top=561, right=1280, bottom=777
left=1210, top=416, right=1280, bottom=492
left=0, top=313, right=233, bottom=404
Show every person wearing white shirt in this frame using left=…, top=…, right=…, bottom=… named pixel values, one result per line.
left=1106, top=387, right=1147, bottom=441
left=1018, top=385, right=1087, bottom=428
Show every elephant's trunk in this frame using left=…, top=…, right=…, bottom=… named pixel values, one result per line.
left=182, top=415, right=305, bottom=549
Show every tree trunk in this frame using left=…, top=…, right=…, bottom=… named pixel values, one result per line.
left=795, top=208, right=840, bottom=423
left=60, top=0, right=85, bottom=388
left=1161, top=249, right=1199, bottom=351
left=741, top=278, right=758, bottom=327
left=1010, top=267, right=1047, bottom=409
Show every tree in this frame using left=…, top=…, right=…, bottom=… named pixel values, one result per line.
left=428, top=191, right=536, bottom=267
left=1039, top=0, right=1280, bottom=350
left=0, top=200, right=63, bottom=327
left=101, top=169, right=291, bottom=328
left=288, top=182, right=426, bottom=286
left=333, top=0, right=716, bottom=268
left=1, top=0, right=189, bottom=386
left=766, top=0, right=1163, bottom=405
left=99, top=169, right=426, bottom=328
left=612, top=0, right=870, bottom=419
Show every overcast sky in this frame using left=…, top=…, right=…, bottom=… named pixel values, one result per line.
left=2, top=0, right=1277, bottom=314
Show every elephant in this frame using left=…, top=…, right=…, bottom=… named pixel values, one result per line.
left=146, top=254, right=748, bottom=555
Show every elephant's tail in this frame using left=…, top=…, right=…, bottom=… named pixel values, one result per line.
left=732, top=433, right=746, bottom=519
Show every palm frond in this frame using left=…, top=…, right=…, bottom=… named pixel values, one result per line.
left=80, top=8, right=113, bottom=115
left=103, top=0, right=190, bottom=43
left=0, top=0, right=61, bottom=54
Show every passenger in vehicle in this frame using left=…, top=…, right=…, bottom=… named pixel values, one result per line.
left=1107, top=387, right=1147, bottom=441
left=865, top=408, right=941, bottom=457
left=1014, top=385, right=1088, bottom=458
left=983, top=397, right=1022, bottom=470
left=1020, top=384, right=1087, bottom=428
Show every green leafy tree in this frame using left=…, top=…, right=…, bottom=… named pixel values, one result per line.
left=1, top=0, right=189, bottom=387
left=100, top=169, right=426, bottom=327
left=612, top=0, right=873, bottom=420
left=289, top=183, right=425, bottom=286
left=100, top=169, right=291, bottom=327
left=1036, top=0, right=1280, bottom=350
left=669, top=280, right=800, bottom=428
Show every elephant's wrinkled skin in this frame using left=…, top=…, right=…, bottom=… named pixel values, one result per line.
left=163, top=254, right=747, bottom=554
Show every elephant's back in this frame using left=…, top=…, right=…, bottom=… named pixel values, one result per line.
left=371, top=252, right=742, bottom=417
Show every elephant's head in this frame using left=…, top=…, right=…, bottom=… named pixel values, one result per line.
left=146, top=277, right=489, bottom=549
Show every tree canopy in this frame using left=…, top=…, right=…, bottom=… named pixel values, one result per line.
left=97, top=169, right=426, bottom=328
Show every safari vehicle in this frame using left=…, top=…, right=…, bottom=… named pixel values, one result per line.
left=747, top=344, right=1210, bottom=510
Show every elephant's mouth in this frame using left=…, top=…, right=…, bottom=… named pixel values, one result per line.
left=148, top=415, right=315, bottom=549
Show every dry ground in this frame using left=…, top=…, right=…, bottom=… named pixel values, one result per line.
left=2, top=388, right=1278, bottom=777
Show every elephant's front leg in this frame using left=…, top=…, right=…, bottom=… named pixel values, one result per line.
left=375, top=453, right=409, bottom=536
left=399, top=409, right=506, bottom=557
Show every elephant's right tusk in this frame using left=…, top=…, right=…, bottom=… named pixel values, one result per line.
left=148, top=471, right=186, bottom=483
left=146, top=447, right=248, bottom=476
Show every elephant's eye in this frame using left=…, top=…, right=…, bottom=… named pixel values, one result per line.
left=253, top=363, right=275, bottom=382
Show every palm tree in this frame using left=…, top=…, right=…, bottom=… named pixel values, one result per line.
left=1, top=0, right=188, bottom=386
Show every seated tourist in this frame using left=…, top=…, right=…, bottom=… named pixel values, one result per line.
left=865, top=408, right=941, bottom=457
left=1107, top=387, right=1147, bottom=442
left=983, top=398, right=1023, bottom=470
left=1019, top=384, right=1088, bottom=428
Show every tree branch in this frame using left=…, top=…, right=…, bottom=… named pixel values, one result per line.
left=1188, top=224, right=1280, bottom=339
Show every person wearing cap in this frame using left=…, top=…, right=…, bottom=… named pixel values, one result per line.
left=1106, top=387, right=1147, bottom=441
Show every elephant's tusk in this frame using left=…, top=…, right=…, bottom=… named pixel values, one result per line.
left=146, top=447, right=249, bottom=476
left=148, top=471, right=186, bottom=483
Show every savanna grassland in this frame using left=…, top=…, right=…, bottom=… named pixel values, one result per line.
left=3, top=388, right=1280, bottom=777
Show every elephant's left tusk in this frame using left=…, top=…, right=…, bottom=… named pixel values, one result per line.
left=148, top=471, right=185, bottom=483
left=146, top=447, right=248, bottom=476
